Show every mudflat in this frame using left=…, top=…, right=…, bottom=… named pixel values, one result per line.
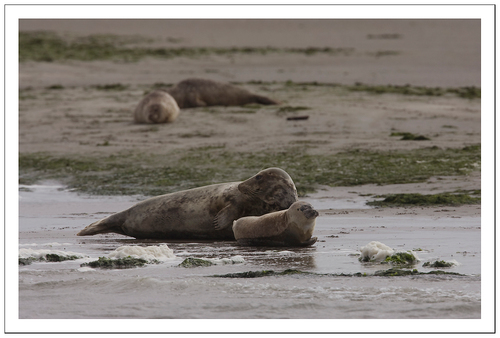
left=19, top=19, right=480, bottom=210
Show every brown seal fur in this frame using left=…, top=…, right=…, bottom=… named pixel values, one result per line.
left=77, top=168, right=298, bottom=240
left=134, top=90, right=180, bottom=124
left=232, top=201, right=319, bottom=247
left=165, top=78, right=279, bottom=108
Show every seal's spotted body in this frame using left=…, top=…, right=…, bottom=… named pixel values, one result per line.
left=77, top=168, right=298, bottom=240
left=166, top=78, right=279, bottom=108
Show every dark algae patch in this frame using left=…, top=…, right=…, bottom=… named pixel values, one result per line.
left=423, top=260, right=455, bottom=268
left=19, top=257, right=38, bottom=266
left=80, top=256, right=154, bottom=269
left=92, top=83, right=129, bottom=91
left=374, top=268, right=419, bottom=276
left=367, top=192, right=481, bottom=207
left=212, top=268, right=463, bottom=278
left=19, top=144, right=481, bottom=196
left=390, top=132, right=430, bottom=141
left=45, top=254, right=81, bottom=262
left=347, top=82, right=480, bottom=99
left=213, top=269, right=310, bottom=278
left=19, top=254, right=82, bottom=265
left=178, top=258, right=214, bottom=268
left=19, top=31, right=354, bottom=62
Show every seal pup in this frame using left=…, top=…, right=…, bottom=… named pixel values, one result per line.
left=77, top=168, right=298, bottom=240
left=232, top=201, right=319, bottom=247
left=165, top=78, right=279, bottom=108
left=134, top=90, right=180, bottom=124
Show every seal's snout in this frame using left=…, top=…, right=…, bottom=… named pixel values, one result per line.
left=304, top=208, right=319, bottom=219
left=298, top=204, right=319, bottom=219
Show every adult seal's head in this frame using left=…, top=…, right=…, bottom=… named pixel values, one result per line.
left=134, top=90, right=180, bottom=124
left=237, top=167, right=298, bottom=210
left=232, top=201, right=319, bottom=247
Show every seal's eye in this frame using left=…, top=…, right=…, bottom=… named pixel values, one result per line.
left=255, top=175, right=263, bottom=180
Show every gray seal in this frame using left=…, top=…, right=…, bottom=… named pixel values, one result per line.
left=232, top=201, right=318, bottom=247
left=77, top=168, right=298, bottom=240
left=165, top=78, right=279, bottom=108
left=134, top=90, right=180, bottom=124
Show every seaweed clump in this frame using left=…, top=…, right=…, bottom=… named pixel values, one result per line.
left=367, top=193, right=481, bottom=207
left=19, top=253, right=82, bottom=265
left=178, top=257, right=214, bottom=268
left=211, top=268, right=463, bottom=278
left=19, top=257, right=37, bottom=265
left=423, top=260, right=455, bottom=268
left=383, top=252, right=418, bottom=266
left=390, top=132, right=430, bottom=141
left=375, top=268, right=419, bottom=276
left=347, top=82, right=480, bottom=99
left=80, top=256, right=151, bottom=269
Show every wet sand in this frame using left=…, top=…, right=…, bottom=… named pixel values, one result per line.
left=19, top=184, right=480, bottom=321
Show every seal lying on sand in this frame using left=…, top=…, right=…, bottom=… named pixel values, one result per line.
left=134, top=90, right=180, bottom=124
left=165, top=78, right=279, bottom=108
left=77, top=168, right=298, bottom=240
left=232, top=201, right=318, bottom=247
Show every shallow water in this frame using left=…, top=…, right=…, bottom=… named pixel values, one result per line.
left=18, top=184, right=481, bottom=321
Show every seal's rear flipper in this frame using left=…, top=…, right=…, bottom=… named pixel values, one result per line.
left=253, top=95, right=279, bottom=105
left=77, top=212, right=127, bottom=236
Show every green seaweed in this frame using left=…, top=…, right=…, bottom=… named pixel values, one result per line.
left=45, top=254, right=80, bottom=262
left=383, top=252, right=418, bottom=266
left=374, top=268, right=419, bottom=276
left=19, top=31, right=354, bottom=62
left=212, top=268, right=463, bottom=278
left=19, top=254, right=81, bottom=265
left=347, top=82, right=480, bottom=99
left=19, top=144, right=481, bottom=197
left=367, top=192, right=481, bottom=207
left=178, top=257, right=214, bottom=268
left=423, top=260, right=455, bottom=268
left=19, top=257, right=37, bottom=265
left=80, top=256, right=149, bottom=269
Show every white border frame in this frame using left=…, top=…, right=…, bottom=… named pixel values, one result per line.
left=4, top=3, right=495, bottom=334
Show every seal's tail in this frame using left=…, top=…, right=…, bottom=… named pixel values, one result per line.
left=77, top=212, right=127, bottom=236
left=253, top=95, right=280, bottom=105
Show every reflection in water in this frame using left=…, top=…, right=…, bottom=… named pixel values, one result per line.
left=77, top=236, right=318, bottom=269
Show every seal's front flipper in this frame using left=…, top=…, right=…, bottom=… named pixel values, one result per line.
left=214, top=205, right=239, bottom=231
left=299, top=237, right=318, bottom=247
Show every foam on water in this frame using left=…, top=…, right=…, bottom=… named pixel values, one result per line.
left=19, top=248, right=86, bottom=259
left=359, top=241, right=395, bottom=262
left=107, top=244, right=176, bottom=262
left=208, top=255, right=245, bottom=265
